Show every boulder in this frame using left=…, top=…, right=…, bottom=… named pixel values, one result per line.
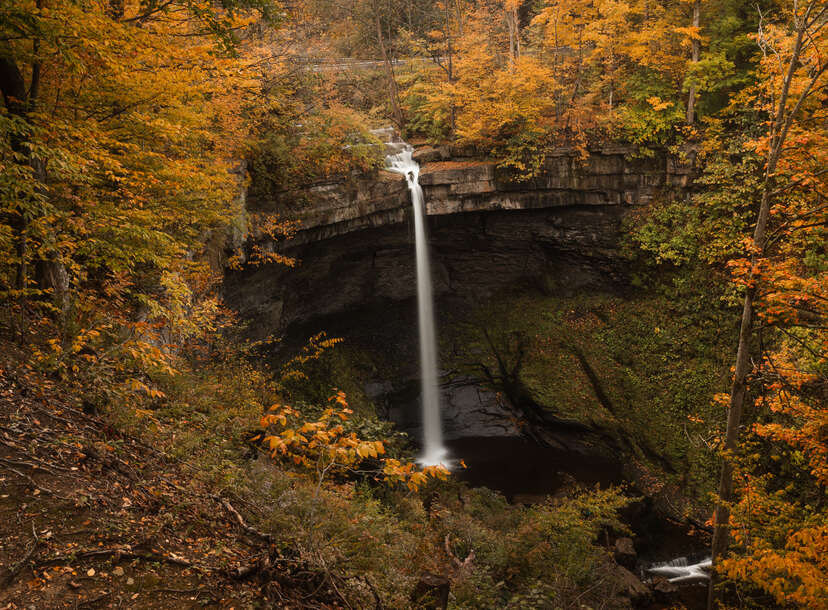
left=614, top=536, right=637, bottom=569
left=615, top=565, right=651, bottom=605
left=412, top=572, right=450, bottom=609
left=651, top=576, right=679, bottom=600
left=413, top=146, right=451, bottom=164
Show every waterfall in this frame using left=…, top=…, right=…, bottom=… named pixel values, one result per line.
left=386, top=146, right=448, bottom=466
left=646, top=556, right=711, bottom=584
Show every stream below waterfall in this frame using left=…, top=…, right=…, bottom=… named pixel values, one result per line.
left=448, top=437, right=711, bottom=608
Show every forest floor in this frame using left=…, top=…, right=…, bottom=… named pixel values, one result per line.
left=0, top=343, right=331, bottom=609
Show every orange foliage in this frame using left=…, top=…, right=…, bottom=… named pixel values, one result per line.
left=258, top=390, right=450, bottom=491
left=714, top=1, right=827, bottom=601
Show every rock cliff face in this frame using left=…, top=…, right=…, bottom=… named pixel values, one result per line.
left=225, top=147, right=689, bottom=336
left=225, top=148, right=700, bottom=509
left=374, top=375, right=522, bottom=440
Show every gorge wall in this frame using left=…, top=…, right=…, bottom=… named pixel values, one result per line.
left=224, top=146, right=691, bottom=337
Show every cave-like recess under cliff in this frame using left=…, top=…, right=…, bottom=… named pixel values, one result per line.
left=222, top=146, right=695, bottom=471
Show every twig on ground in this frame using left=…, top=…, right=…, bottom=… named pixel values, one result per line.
left=1, top=463, right=69, bottom=499
left=149, top=586, right=207, bottom=595
left=361, top=575, right=384, bottom=610
left=1, top=522, right=40, bottom=588
left=36, top=548, right=208, bottom=572
left=218, top=497, right=273, bottom=542
left=231, top=552, right=270, bottom=579
left=0, top=454, right=60, bottom=474
left=76, top=590, right=112, bottom=608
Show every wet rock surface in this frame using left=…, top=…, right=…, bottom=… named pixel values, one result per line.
left=225, top=205, right=629, bottom=336
left=379, top=375, right=522, bottom=440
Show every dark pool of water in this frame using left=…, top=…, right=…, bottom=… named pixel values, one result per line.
left=444, top=436, right=711, bottom=608
left=445, top=436, right=623, bottom=499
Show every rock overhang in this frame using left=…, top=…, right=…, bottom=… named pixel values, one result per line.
left=224, top=146, right=692, bottom=334
left=243, top=147, right=689, bottom=249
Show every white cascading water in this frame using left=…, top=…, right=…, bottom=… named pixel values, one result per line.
left=646, top=556, right=711, bottom=584
left=386, top=146, right=448, bottom=466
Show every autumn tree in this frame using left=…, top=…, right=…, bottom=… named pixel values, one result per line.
left=0, top=0, right=279, bottom=405
left=706, top=0, right=828, bottom=606
left=403, top=0, right=705, bottom=167
left=292, top=0, right=452, bottom=127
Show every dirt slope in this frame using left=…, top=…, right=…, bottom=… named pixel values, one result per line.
left=0, top=352, right=331, bottom=609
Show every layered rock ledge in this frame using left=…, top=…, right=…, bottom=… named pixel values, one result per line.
left=225, top=147, right=691, bottom=334
left=246, top=147, right=691, bottom=247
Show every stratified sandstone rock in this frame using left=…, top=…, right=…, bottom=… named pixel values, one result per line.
left=225, top=146, right=691, bottom=335
left=243, top=147, right=688, bottom=249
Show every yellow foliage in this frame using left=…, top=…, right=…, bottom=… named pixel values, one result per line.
left=259, top=391, right=448, bottom=491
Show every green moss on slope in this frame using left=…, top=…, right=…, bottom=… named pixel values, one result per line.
left=443, top=289, right=733, bottom=502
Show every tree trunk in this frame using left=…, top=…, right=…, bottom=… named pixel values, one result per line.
left=686, top=0, right=700, bottom=124
left=1, top=20, right=68, bottom=314
left=706, top=7, right=815, bottom=606
left=0, top=53, right=32, bottom=294
left=506, top=6, right=520, bottom=66
left=374, top=9, right=404, bottom=128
